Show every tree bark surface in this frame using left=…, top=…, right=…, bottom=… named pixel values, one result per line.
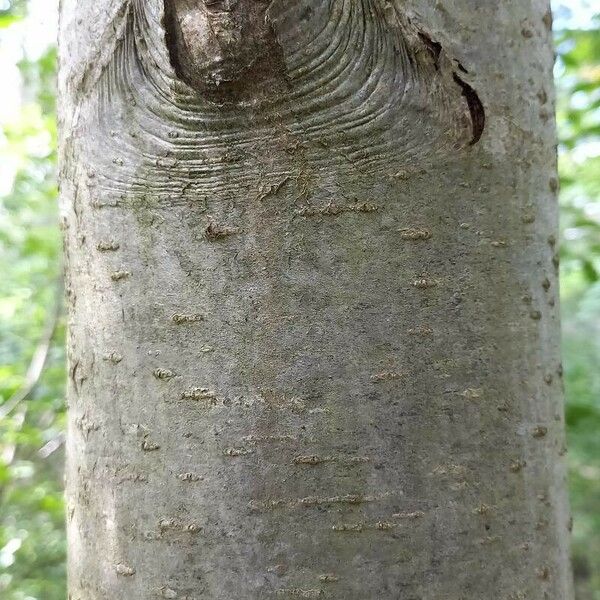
left=59, top=1, right=573, bottom=598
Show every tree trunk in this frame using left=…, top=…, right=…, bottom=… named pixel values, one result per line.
left=59, top=1, right=573, bottom=598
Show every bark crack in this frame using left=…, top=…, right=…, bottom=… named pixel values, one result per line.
left=416, top=30, right=485, bottom=145
left=452, top=72, right=486, bottom=145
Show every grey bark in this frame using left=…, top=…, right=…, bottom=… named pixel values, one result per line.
left=59, top=1, right=573, bottom=598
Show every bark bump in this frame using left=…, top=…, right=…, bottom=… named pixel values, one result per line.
left=80, top=0, right=488, bottom=199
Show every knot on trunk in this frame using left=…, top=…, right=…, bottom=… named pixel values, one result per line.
left=164, top=0, right=286, bottom=96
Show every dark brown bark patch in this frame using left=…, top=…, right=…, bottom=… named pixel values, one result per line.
left=164, top=0, right=288, bottom=100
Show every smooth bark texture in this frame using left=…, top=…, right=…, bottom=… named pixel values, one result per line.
left=59, top=1, right=573, bottom=598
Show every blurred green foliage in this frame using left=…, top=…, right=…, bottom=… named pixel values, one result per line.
left=0, top=2, right=65, bottom=597
left=0, top=1, right=26, bottom=29
left=556, top=9, right=600, bottom=599
left=0, top=1, right=599, bottom=599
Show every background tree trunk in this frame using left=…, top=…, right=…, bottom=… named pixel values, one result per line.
left=59, top=1, right=573, bottom=598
